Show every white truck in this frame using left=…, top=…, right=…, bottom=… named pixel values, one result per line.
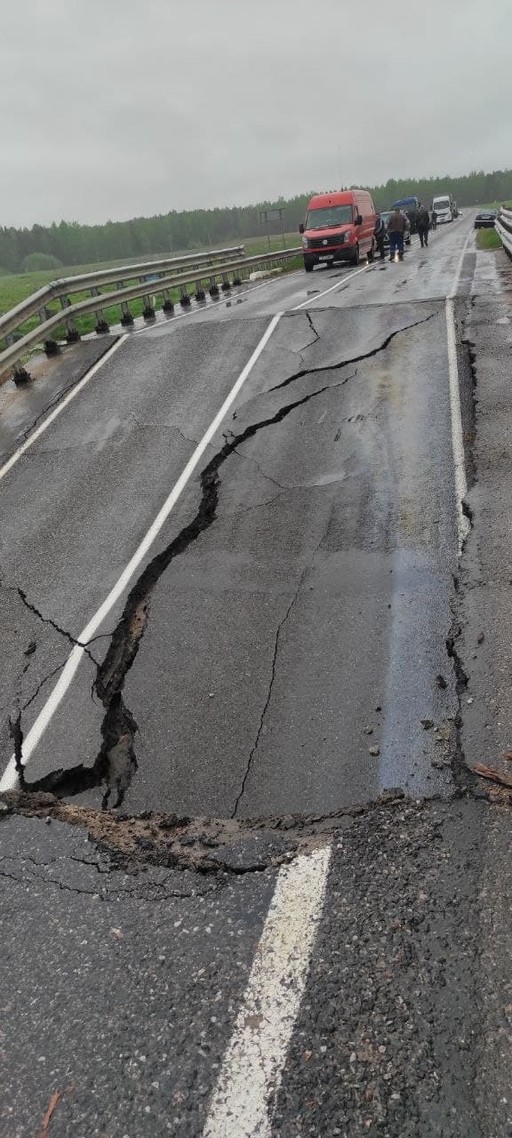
left=432, top=194, right=458, bottom=224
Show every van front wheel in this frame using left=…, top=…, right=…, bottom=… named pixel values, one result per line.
left=350, top=244, right=359, bottom=266
left=304, top=257, right=315, bottom=273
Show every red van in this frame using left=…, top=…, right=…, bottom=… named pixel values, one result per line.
left=299, top=189, right=377, bottom=271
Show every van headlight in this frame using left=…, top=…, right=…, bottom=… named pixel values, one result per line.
left=302, top=236, right=309, bottom=249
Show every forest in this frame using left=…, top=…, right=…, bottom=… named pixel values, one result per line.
left=1, top=168, right=510, bottom=274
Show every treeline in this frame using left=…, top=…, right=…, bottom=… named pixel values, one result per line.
left=1, top=168, right=511, bottom=274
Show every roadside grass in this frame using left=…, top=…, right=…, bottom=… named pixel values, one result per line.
left=0, top=234, right=300, bottom=345
left=0, top=234, right=301, bottom=364
left=476, top=228, right=502, bottom=250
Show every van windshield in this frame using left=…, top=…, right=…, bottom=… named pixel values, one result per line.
left=305, top=206, right=353, bottom=230
left=434, top=199, right=450, bottom=209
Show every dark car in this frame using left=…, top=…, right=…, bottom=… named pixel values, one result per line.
left=380, top=210, right=412, bottom=248
left=474, top=210, right=497, bottom=229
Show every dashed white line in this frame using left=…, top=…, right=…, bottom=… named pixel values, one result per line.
left=292, top=261, right=370, bottom=310
left=0, top=313, right=283, bottom=790
left=202, top=844, right=332, bottom=1138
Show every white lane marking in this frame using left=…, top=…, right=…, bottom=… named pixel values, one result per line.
left=0, top=336, right=128, bottom=484
left=446, top=230, right=473, bottom=551
left=448, top=229, right=473, bottom=302
left=292, top=262, right=369, bottom=310
left=445, top=297, right=469, bottom=551
left=202, top=844, right=332, bottom=1138
left=0, top=313, right=283, bottom=790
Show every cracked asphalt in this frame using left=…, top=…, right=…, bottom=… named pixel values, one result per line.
left=2, top=217, right=512, bottom=1136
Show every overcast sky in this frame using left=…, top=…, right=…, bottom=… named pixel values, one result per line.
left=1, top=0, right=510, bottom=228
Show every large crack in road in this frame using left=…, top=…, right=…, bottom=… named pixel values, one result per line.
left=9, top=309, right=439, bottom=813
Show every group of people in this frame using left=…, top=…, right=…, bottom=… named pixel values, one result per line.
left=373, top=204, right=437, bottom=262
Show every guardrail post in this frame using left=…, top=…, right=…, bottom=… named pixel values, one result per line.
left=142, top=294, right=156, bottom=321
left=120, top=301, right=134, bottom=326
left=180, top=286, right=191, bottom=308
left=60, top=294, right=80, bottom=344
left=89, top=286, right=109, bottom=333
left=44, top=339, right=60, bottom=357
left=209, top=279, right=220, bottom=297
left=162, top=291, right=174, bottom=314
left=117, top=283, right=134, bottom=326
left=221, top=274, right=231, bottom=292
left=194, top=281, right=206, bottom=302
left=13, top=365, right=32, bottom=386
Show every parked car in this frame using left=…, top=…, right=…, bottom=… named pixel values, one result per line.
left=299, top=189, right=376, bottom=271
left=474, top=210, right=497, bottom=229
left=380, top=210, right=412, bottom=248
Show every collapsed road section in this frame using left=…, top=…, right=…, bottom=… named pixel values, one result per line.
left=1, top=301, right=460, bottom=820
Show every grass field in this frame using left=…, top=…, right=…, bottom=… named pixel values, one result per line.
left=475, top=228, right=502, bottom=250
left=0, top=233, right=301, bottom=351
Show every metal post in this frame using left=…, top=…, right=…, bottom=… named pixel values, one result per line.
left=121, top=301, right=134, bottom=326
left=142, top=295, right=156, bottom=320
left=89, top=286, right=109, bottom=334
left=59, top=294, right=79, bottom=342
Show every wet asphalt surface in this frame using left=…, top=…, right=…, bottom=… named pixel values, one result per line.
left=2, top=218, right=512, bottom=1136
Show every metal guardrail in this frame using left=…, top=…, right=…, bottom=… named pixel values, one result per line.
left=0, top=246, right=301, bottom=381
left=495, top=206, right=512, bottom=257
left=0, top=246, right=245, bottom=344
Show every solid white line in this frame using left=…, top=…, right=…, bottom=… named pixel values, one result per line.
left=202, top=845, right=332, bottom=1138
left=0, top=312, right=283, bottom=790
left=445, top=298, right=470, bottom=552
left=291, top=262, right=370, bottom=310
left=0, top=336, right=128, bottom=484
left=448, top=229, right=473, bottom=301
left=446, top=230, right=473, bottom=552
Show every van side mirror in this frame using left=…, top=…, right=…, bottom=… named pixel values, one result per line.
left=355, top=215, right=363, bottom=226
left=299, top=223, right=305, bottom=234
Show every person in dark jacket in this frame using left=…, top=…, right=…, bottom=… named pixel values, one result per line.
left=416, top=203, right=430, bottom=247
left=374, top=213, right=386, bottom=260
left=387, top=209, right=407, bottom=261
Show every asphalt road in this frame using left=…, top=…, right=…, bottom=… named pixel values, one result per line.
left=2, top=215, right=512, bottom=1137
left=0, top=219, right=471, bottom=814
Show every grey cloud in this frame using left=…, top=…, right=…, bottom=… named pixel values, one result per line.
left=1, top=0, right=510, bottom=226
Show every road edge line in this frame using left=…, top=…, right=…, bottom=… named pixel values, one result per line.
left=446, top=230, right=473, bottom=552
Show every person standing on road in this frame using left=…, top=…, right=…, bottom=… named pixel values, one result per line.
left=416, top=203, right=430, bottom=248
left=386, top=208, right=407, bottom=261
left=374, top=213, right=386, bottom=260
left=431, top=207, right=437, bottom=230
